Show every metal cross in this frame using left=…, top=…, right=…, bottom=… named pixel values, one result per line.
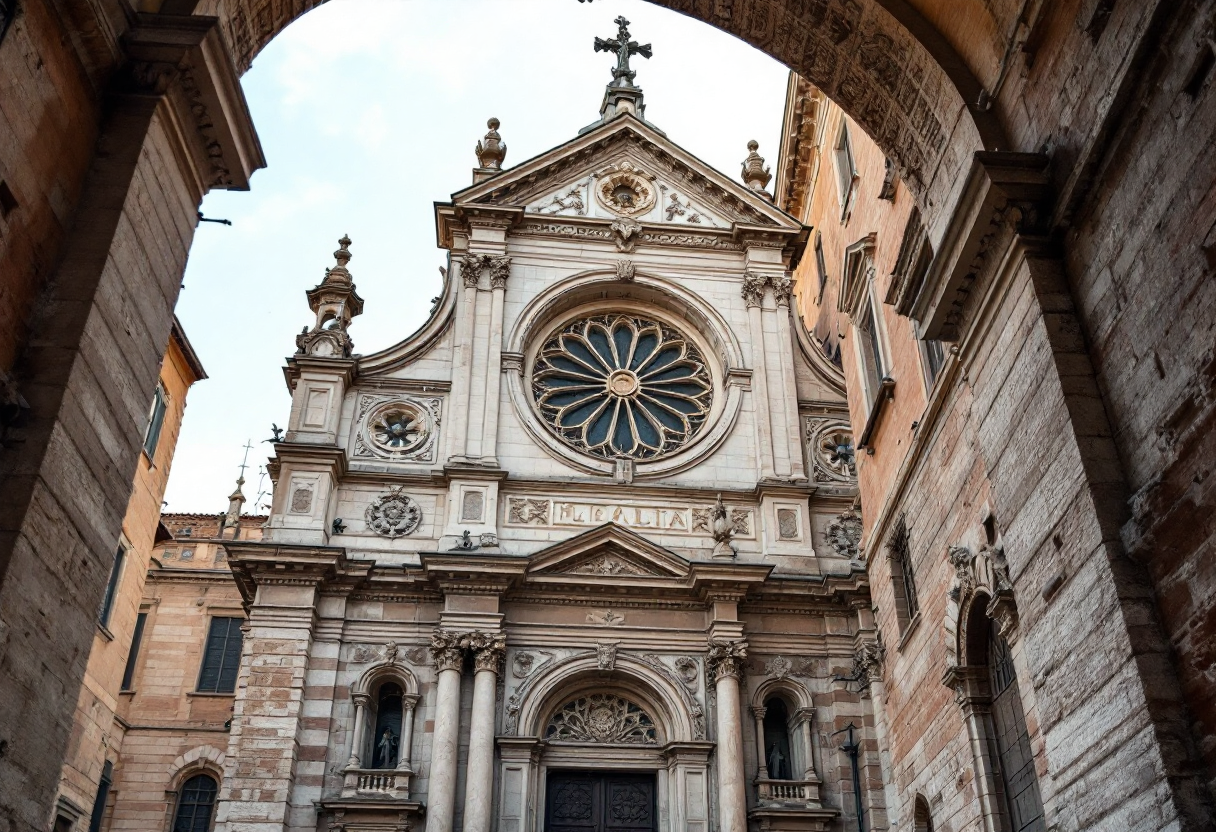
left=594, top=16, right=652, bottom=88
left=237, top=439, right=253, bottom=481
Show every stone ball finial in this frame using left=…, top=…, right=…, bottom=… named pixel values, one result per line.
left=741, top=140, right=772, bottom=195
left=476, top=117, right=507, bottom=170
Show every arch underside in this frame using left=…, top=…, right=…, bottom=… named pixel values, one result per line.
left=214, top=0, right=998, bottom=213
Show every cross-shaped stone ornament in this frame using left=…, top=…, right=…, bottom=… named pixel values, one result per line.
left=594, top=16, right=652, bottom=88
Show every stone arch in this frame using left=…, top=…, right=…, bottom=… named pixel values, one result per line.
left=514, top=653, right=699, bottom=744
left=167, top=744, right=226, bottom=787
left=945, top=543, right=1019, bottom=669
left=750, top=676, right=812, bottom=712
left=215, top=0, right=1004, bottom=215
left=350, top=655, right=420, bottom=698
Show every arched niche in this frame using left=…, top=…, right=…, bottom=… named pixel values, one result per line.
left=748, top=679, right=822, bottom=795
left=341, top=651, right=421, bottom=798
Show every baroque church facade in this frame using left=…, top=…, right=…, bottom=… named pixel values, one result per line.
left=223, top=24, right=879, bottom=832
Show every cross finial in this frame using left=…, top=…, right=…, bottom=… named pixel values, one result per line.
left=237, top=439, right=253, bottom=481
left=594, top=16, right=652, bottom=89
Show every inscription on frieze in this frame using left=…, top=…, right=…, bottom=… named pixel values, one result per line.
left=505, top=496, right=754, bottom=538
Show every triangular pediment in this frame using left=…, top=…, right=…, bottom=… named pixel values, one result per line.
left=528, top=523, right=690, bottom=579
left=450, top=115, right=799, bottom=232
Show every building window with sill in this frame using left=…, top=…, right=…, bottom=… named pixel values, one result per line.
left=98, top=545, right=125, bottom=628
left=887, top=515, right=920, bottom=629
left=920, top=338, right=946, bottom=388
left=197, top=616, right=243, bottom=694
left=143, top=383, right=168, bottom=459
left=120, top=611, right=148, bottom=691
left=858, top=298, right=889, bottom=410
left=833, top=122, right=858, bottom=221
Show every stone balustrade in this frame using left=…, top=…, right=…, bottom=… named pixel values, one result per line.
left=755, top=778, right=820, bottom=805
left=341, top=768, right=412, bottom=799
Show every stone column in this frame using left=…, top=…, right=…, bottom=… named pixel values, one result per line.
left=463, top=634, right=507, bottom=832
left=771, top=278, right=806, bottom=480
left=398, top=694, right=420, bottom=772
left=425, top=632, right=468, bottom=832
left=446, top=259, right=480, bottom=460
left=347, top=694, right=370, bottom=768
left=707, top=641, right=749, bottom=832
left=751, top=706, right=769, bottom=779
left=741, top=275, right=776, bottom=480
left=480, top=260, right=510, bottom=465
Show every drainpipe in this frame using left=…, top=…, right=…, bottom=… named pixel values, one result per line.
left=833, top=722, right=866, bottom=832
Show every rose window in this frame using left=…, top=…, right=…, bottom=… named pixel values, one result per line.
left=370, top=407, right=425, bottom=453
left=532, top=314, right=713, bottom=460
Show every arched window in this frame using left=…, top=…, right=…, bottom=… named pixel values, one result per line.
left=371, top=682, right=404, bottom=768
left=913, top=794, right=933, bottom=832
left=987, top=624, right=1045, bottom=831
left=173, top=773, right=217, bottom=832
left=761, top=697, right=794, bottom=780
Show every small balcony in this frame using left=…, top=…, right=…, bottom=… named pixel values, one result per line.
left=755, top=778, right=821, bottom=806
left=340, top=767, right=413, bottom=800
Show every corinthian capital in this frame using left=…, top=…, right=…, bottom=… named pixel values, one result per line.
left=741, top=273, right=767, bottom=308
left=430, top=629, right=467, bottom=672
left=461, top=253, right=511, bottom=290
left=706, top=639, right=748, bottom=681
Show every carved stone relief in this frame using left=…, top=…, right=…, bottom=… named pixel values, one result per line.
left=365, top=487, right=422, bottom=538
left=827, top=510, right=863, bottom=560
left=546, top=694, right=657, bottom=744
left=354, top=395, right=442, bottom=463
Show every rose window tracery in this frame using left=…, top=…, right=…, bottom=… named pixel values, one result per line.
left=545, top=693, right=657, bottom=744
left=532, top=314, right=713, bottom=460
left=371, top=408, right=424, bottom=452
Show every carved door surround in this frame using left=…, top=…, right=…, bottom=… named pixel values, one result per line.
left=941, top=544, right=1043, bottom=832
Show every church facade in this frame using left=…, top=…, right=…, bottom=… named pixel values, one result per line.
left=222, top=25, right=880, bottom=832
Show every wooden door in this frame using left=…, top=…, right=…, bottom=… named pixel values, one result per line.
left=546, top=772, right=655, bottom=832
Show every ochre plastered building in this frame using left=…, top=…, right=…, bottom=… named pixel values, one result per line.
left=97, top=507, right=264, bottom=832
left=2, top=1, right=1216, bottom=832
left=55, top=319, right=207, bottom=831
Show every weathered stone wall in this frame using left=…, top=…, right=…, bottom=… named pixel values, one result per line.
left=1062, top=0, right=1216, bottom=793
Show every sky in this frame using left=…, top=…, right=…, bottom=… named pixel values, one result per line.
left=165, top=0, right=789, bottom=514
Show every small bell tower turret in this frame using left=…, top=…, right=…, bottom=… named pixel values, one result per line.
left=296, top=235, right=365, bottom=359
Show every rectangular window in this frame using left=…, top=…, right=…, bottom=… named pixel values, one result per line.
left=834, top=123, right=857, bottom=216
left=143, top=383, right=167, bottom=459
left=198, top=617, right=244, bottom=693
left=887, top=516, right=920, bottom=630
left=87, top=760, right=113, bottom=832
left=921, top=338, right=946, bottom=388
left=814, top=234, right=829, bottom=301
left=98, top=546, right=125, bottom=627
left=858, top=299, right=887, bottom=407
left=121, top=612, right=147, bottom=691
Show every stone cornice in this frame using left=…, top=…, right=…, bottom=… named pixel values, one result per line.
left=225, top=541, right=361, bottom=603
left=283, top=355, right=357, bottom=391
left=913, top=151, right=1051, bottom=341
left=122, top=14, right=264, bottom=200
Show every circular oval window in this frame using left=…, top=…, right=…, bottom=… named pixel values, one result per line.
left=531, top=314, right=713, bottom=460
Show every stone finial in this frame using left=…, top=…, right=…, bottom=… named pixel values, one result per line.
left=476, top=118, right=507, bottom=170
left=741, top=140, right=773, bottom=196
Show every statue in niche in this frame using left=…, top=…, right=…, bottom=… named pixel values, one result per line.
left=767, top=742, right=788, bottom=780
left=375, top=727, right=399, bottom=769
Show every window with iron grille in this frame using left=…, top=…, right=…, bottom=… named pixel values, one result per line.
left=886, top=515, right=920, bottom=629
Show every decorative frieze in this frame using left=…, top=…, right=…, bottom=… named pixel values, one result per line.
left=504, top=496, right=755, bottom=538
